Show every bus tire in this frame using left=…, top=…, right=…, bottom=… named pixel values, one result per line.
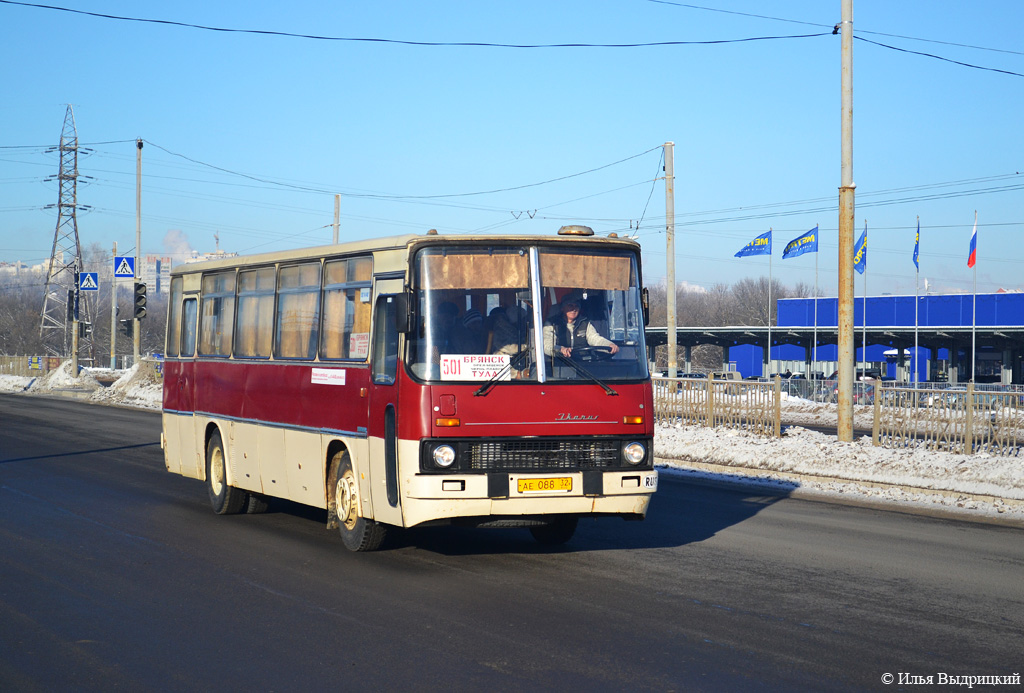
left=206, top=429, right=246, bottom=515
left=529, top=517, right=578, bottom=546
left=331, top=452, right=387, bottom=552
left=245, top=493, right=270, bottom=514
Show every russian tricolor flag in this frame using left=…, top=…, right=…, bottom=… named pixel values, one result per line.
left=967, top=212, right=977, bottom=269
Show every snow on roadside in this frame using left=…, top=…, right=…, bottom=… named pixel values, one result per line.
left=656, top=422, right=1024, bottom=518
left=89, top=361, right=163, bottom=410
left=0, top=374, right=33, bottom=393
left=27, top=359, right=101, bottom=392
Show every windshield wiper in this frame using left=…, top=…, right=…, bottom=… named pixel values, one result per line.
left=474, top=351, right=529, bottom=397
left=554, top=353, right=618, bottom=396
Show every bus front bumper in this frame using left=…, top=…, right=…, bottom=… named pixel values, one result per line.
left=400, top=469, right=657, bottom=528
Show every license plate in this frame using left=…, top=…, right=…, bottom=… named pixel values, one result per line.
left=517, top=477, right=572, bottom=494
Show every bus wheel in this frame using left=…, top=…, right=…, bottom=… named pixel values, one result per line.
left=331, top=452, right=387, bottom=552
left=529, top=517, right=578, bottom=546
left=245, top=493, right=270, bottom=514
left=206, top=429, right=246, bottom=515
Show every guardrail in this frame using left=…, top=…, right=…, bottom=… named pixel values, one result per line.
left=653, top=375, right=781, bottom=437
left=873, top=382, right=1024, bottom=456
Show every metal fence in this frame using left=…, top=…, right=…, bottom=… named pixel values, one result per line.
left=873, top=382, right=1024, bottom=456
left=653, top=375, right=781, bottom=437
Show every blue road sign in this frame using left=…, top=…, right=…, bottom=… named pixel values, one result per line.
left=114, top=256, right=136, bottom=278
left=79, top=272, right=99, bottom=291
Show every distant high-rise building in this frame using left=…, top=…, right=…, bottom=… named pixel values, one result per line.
left=142, top=255, right=173, bottom=294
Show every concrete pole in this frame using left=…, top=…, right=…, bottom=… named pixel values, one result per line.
left=71, top=263, right=79, bottom=375
left=837, top=0, right=856, bottom=441
left=333, top=194, right=340, bottom=244
left=665, top=142, right=677, bottom=377
left=133, top=139, right=143, bottom=365
left=110, top=241, right=117, bottom=368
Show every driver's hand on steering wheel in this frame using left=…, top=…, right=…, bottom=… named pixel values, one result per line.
left=608, top=343, right=620, bottom=355
left=560, top=346, right=572, bottom=357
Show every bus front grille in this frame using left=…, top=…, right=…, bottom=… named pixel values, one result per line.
left=468, top=439, right=621, bottom=471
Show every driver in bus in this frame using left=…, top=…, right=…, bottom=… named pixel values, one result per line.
left=543, top=292, right=619, bottom=358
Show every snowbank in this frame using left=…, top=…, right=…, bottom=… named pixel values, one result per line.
left=89, top=361, right=163, bottom=410
left=656, top=422, right=1024, bottom=519
left=0, top=374, right=34, bottom=393
left=26, top=359, right=101, bottom=393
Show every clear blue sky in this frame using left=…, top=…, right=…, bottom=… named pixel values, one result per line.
left=1, top=1, right=1021, bottom=298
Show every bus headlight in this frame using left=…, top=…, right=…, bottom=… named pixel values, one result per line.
left=623, top=442, right=646, bottom=465
left=432, top=444, right=456, bottom=469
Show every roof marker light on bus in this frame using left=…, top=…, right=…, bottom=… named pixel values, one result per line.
left=427, top=228, right=438, bottom=235
left=557, top=225, right=594, bottom=236
left=435, top=417, right=460, bottom=427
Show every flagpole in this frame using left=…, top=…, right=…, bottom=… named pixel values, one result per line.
left=768, top=229, right=773, bottom=376
left=862, top=221, right=867, bottom=382
left=915, top=216, right=920, bottom=387
left=813, top=223, right=819, bottom=375
left=972, top=210, right=977, bottom=382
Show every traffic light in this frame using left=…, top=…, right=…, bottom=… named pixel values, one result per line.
left=134, top=282, right=147, bottom=319
left=78, top=322, right=91, bottom=338
left=121, top=319, right=133, bottom=337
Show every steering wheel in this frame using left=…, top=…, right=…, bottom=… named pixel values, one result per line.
left=571, top=345, right=615, bottom=362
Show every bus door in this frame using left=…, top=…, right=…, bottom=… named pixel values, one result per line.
left=175, top=295, right=202, bottom=478
left=366, top=282, right=403, bottom=526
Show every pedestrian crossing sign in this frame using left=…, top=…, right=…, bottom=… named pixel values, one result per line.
left=79, top=272, right=99, bottom=291
left=113, top=256, right=136, bottom=278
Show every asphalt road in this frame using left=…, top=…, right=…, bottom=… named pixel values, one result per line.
left=1, top=394, right=1021, bottom=691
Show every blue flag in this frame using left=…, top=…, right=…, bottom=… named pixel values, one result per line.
left=735, top=230, right=772, bottom=258
left=854, top=224, right=867, bottom=275
left=913, top=219, right=919, bottom=269
left=782, top=226, right=818, bottom=260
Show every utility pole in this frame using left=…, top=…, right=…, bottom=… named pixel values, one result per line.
left=333, top=194, right=340, bottom=244
left=110, top=241, right=117, bottom=368
left=134, top=139, right=142, bottom=364
left=837, top=0, right=856, bottom=441
left=71, top=262, right=79, bottom=375
left=664, top=142, right=677, bottom=377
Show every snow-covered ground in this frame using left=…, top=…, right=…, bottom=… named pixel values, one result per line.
left=2, top=362, right=1021, bottom=522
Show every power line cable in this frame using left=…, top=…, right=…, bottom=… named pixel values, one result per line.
left=648, top=0, right=1024, bottom=56
left=144, top=140, right=662, bottom=199
left=0, top=1, right=830, bottom=47
left=854, top=35, right=1024, bottom=78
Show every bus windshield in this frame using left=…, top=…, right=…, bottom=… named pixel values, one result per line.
left=409, top=245, right=648, bottom=383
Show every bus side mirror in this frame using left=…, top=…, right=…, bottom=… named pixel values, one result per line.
left=393, top=291, right=416, bottom=334
left=641, top=287, right=650, bottom=327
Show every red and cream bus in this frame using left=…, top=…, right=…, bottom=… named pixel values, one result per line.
left=161, top=225, right=657, bottom=551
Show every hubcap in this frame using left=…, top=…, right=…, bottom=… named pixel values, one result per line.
left=335, top=471, right=358, bottom=530
left=210, top=447, right=225, bottom=496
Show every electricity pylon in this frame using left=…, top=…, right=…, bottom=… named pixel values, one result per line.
left=39, top=105, right=93, bottom=360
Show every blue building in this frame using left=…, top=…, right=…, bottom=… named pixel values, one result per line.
left=726, top=292, right=1024, bottom=383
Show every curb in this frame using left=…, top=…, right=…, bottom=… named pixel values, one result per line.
left=655, top=456, right=1024, bottom=529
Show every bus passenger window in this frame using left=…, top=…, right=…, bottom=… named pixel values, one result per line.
left=235, top=268, right=275, bottom=358
left=199, top=271, right=235, bottom=356
left=322, top=257, right=372, bottom=360
left=166, top=277, right=183, bottom=357
left=181, top=297, right=198, bottom=357
left=275, top=262, right=321, bottom=360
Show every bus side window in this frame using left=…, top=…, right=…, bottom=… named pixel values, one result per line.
left=372, top=296, right=399, bottom=385
left=181, top=297, right=198, bottom=357
left=166, top=277, right=183, bottom=357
